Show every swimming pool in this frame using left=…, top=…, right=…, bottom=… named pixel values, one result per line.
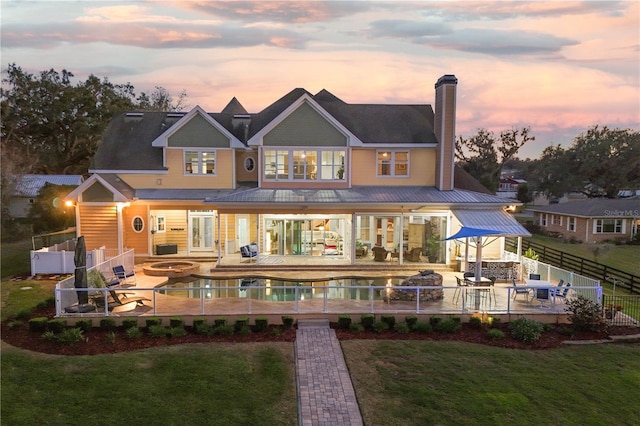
left=157, top=276, right=408, bottom=301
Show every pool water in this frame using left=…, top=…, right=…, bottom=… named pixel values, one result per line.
left=157, top=276, right=407, bottom=301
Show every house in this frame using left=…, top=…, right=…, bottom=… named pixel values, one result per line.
left=65, top=75, right=529, bottom=265
left=529, top=198, right=640, bottom=243
left=8, top=174, right=84, bottom=218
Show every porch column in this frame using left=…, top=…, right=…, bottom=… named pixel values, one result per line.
left=217, top=213, right=222, bottom=267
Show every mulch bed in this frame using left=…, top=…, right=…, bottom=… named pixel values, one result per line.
left=2, top=305, right=638, bottom=356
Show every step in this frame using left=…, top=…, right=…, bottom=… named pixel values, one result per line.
left=297, top=318, right=331, bottom=329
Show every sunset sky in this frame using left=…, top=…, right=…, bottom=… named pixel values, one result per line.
left=2, top=1, right=638, bottom=159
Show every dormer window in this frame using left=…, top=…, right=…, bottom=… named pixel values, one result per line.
left=185, top=150, right=216, bottom=175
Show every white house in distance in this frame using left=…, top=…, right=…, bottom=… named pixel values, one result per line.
left=8, top=174, right=85, bottom=218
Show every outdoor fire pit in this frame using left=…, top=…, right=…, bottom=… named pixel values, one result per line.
left=383, top=270, right=444, bottom=302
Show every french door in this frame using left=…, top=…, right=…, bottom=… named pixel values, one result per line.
left=189, top=211, right=214, bottom=252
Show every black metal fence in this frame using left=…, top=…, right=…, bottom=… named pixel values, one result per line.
left=602, top=294, right=640, bottom=327
left=506, top=238, right=639, bottom=295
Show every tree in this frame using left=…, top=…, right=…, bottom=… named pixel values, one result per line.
left=27, top=183, right=77, bottom=234
left=1, top=64, right=138, bottom=175
left=531, top=126, right=640, bottom=199
left=568, top=126, right=640, bottom=198
left=137, top=86, right=188, bottom=111
left=516, top=183, right=533, bottom=204
left=456, top=127, right=535, bottom=192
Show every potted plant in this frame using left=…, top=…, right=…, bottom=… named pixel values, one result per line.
left=355, top=240, right=367, bottom=258
left=604, top=304, right=623, bottom=319
left=426, top=235, right=440, bottom=263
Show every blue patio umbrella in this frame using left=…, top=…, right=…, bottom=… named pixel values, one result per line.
left=445, top=227, right=503, bottom=280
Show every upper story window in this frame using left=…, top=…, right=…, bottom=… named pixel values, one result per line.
left=264, top=149, right=345, bottom=181
left=377, top=151, right=409, bottom=177
left=594, top=219, right=623, bottom=234
left=185, top=150, right=215, bottom=175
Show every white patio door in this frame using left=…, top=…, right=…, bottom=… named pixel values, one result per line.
left=189, top=212, right=214, bottom=251
left=238, top=215, right=250, bottom=247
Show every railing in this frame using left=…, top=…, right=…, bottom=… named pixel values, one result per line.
left=56, top=282, right=603, bottom=318
left=55, top=249, right=136, bottom=317
left=506, top=237, right=640, bottom=294
left=601, top=294, right=640, bottom=327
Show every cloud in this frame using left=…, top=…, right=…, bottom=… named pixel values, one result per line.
left=0, top=21, right=310, bottom=50
left=183, top=0, right=372, bottom=23
left=366, top=18, right=577, bottom=56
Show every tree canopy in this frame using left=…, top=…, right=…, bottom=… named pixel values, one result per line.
left=529, top=126, right=640, bottom=198
left=455, top=127, right=535, bottom=192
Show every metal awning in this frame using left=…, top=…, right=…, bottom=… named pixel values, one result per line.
left=451, top=209, right=531, bottom=237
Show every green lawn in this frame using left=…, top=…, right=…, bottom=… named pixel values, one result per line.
left=343, top=340, right=640, bottom=426
left=1, top=343, right=297, bottom=426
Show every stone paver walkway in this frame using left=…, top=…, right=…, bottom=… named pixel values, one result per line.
left=295, top=319, right=363, bottom=426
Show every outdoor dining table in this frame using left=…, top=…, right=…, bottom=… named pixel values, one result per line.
left=464, top=276, right=493, bottom=310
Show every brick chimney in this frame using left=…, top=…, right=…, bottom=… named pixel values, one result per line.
left=434, top=74, right=457, bottom=191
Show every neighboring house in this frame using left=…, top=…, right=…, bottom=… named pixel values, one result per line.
left=496, top=177, right=526, bottom=199
left=529, top=198, right=640, bottom=243
left=8, top=174, right=84, bottom=218
left=66, top=75, right=529, bottom=265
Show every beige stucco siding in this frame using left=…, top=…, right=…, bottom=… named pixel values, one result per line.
left=118, top=149, right=235, bottom=189
left=351, top=148, right=436, bottom=186
left=264, top=102, right=347, bottom=147
left=168, top=114, right=230, bottom=148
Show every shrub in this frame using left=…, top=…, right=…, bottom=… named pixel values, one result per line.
left=337, top=315, right=352, bottom=330
left=100, top=318, right=117, bottom=331
left=169, top=317, right=184, bottom=329
left=168, top=327, right=187, bottom=338
left=47, top=319, right=67, bottom=333
left=468, top=316, right=483, bottom=329
left=122, top=318, right=138, bottom=329
left=237, top=324, right=251, bottom=336
left=372, top=321, right=389, bottom=333
left=214, top=324, right=234, bottom=336
left=59, top=328, right=84, bottom=345
left=7, top=320, right=23, bottom=330
left=349, top=323, right=364, bottom=332
left=234, top=318, right=249, bottom=332
left=214, top=318, right=227, bottom=327
left=565, top=295, right=607, bottom=332
left=193, top=318, right=207, bottom=329
left=394, top=322, right=410, bottom=334
left=360, top=314, right=375, bottom=330
left=105, top=331, right=117, bottom=344
left=254, top=317, right=269, bottom=332
left=429, top=316, right=442, bottom=327
left=281, top=316, right=294, bottom=329
left=404, top=315, right=418, bottom=329
left=489, top=317, right=502, bottom=329
left=272, top=327, right=282, bottom=336
left=125, top=327, right=141, bottom=339
left=413, top=321, right=432, bottom=333
left=434, top=318, right=461, bottom=333
left=380, top=314, right=396, bottom=328
left=194, top=322, right=211, bottom=335
left=149, top=325, right=168, bottom=338
left=145, top=317, right=162, bottom=328
left=42, top=331, right=57, bottom=341
left=75, top=319, right=93, bottom=333
left=28, top=317, right=48, bottom=332
left=487, top=329, right=505, bottom=340
left=509, top=318, right=544, bottom=342
left=15, top=309, right=33, bottom=321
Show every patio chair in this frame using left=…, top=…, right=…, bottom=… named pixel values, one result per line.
left=112, top=265, right=136, bottom=287
left=529, top=273, right=541, bottom=280
left=512, top=278, right=531, bottom=302
left=550, top=279, right=565, bottom=297
left=554, top=282, right=571, bottom=300
left=487, top=276, right=497, bottom=303
left=405, top=247, right=422, bottom=262
left=241, top=243, right=258, bottom=259
left=372, top=246, right=388, bottom=262
left=92, top=289, right=150, bottom=311
left=453, top=276, right=468, bottom=304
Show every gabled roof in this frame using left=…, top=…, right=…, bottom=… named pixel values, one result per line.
left=529, top=198, right=640, bottom=218
left=65, top=174, right=133, bottom=202
left=13, top=175, right=84, bottom=197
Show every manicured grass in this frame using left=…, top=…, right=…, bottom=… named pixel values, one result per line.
left=527, top=234, right=640, bottom=276
left=1, top=343, right=297, bottom=426
left=1, top=278, right=57, bottom=321
left=342, top=340, right=640, bottom=425
left=1, top=239, right=33, bottom=278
